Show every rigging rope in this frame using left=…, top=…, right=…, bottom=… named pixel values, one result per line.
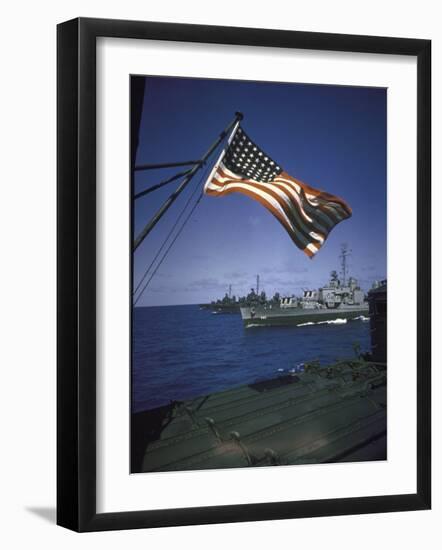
left=133, top=188, right=205, bottom=305
left=134, top=168, right=192, bottom=199
left=133, top=173, right=202, bottom=296
left=133, top=165, right=210, bottom=305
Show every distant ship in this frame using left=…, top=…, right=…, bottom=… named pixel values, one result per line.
left=199, top=277, right=264, bottom=314
left=240, top=245, right=372, bottom=328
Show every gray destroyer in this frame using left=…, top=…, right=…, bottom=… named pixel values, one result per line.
left=240, top=247, right=369, bottom=327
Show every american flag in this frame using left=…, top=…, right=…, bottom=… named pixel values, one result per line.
left=204, top=125, right=352, bottom=258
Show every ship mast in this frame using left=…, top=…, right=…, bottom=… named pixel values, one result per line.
left=339, top=243, right=351, bottom=286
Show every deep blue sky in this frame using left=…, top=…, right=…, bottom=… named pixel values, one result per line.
left=133, top=76, right=386, bottom=307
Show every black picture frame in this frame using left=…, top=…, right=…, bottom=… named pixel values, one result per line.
left=57, top=17, right=431, bottom=532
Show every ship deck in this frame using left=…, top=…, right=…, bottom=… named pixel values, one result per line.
left=131, top=359, right=387, bottom=473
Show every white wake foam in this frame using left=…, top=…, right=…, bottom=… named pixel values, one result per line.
left=318, top=318, right=347, bottom=325
left=297, top=318, right=348, bottom=327
left=353, top=315, right=369, bottom=322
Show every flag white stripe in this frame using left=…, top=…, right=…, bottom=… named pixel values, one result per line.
left=274, top=176, right=337, bottom=228
left=210, top=178, right=292, bottom=234
left=211, top=171, right=314, bottom=236
left=210, top=177, right=322, bottom=249
left=272, top=180, right=314, bottom=223
left=218, top=163, right=326, bottom=229
left=273, top=175, right=319, bottom=205
left=210, top=177, right=311, bottom=248
left=211, top=171, right=328, bottom=245
left=243, top=180, right=325, bottom=244
left=214, top=167, right=329, bottom=241
left=203, top=123, right=240, bottom=193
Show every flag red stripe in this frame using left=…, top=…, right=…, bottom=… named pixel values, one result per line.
left=215, top=167, right=325, bottom=246
left=206, top=179, right=310, bottom=252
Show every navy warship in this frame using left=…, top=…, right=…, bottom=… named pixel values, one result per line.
left=199, top=276, right=266, bottom=314
left=240, top=245, right=369, bottom=328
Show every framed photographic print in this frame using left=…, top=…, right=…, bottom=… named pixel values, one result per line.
left=57, top=17, right=431, bottom=531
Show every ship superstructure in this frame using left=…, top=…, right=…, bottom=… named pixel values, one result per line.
left=240, top=246, right=369, bottom=327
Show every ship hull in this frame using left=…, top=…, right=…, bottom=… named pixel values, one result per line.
left=240, top=305, right=369, bottom=327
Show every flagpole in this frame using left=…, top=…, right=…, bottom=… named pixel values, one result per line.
left=133, top=112, right=243, bottom=251
left=202, top=119, right=241, bottom=194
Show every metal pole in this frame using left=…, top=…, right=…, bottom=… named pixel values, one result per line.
left=134, top=168, right=192, bottom=200
left=133, top=112, right=243, bottom=251
left=134, top=160, right=202, bottom=172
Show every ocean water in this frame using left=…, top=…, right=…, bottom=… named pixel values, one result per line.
left=132, top=305, right=370, bottom=413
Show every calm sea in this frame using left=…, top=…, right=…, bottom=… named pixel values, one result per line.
left=132, top=304, right=370, bottom=413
